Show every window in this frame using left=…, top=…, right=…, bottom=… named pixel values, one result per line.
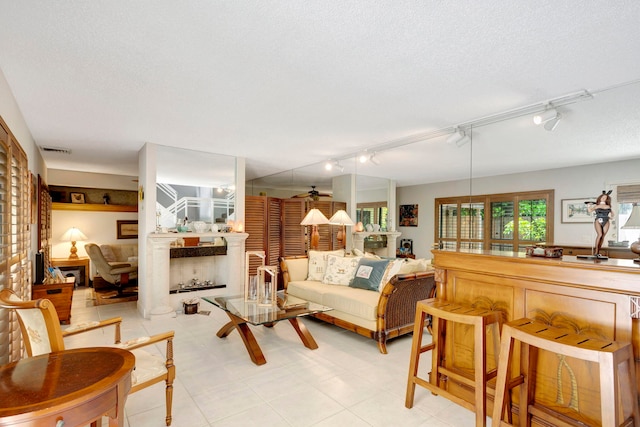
left=436, top=190, right=554, bottom=251
left=356, top=202, right=388, bottom=230
left=0, top=116, right=31, bottom=364
left=616, top=184, right=640, bottom=245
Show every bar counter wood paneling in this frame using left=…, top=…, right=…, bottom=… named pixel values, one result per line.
left=431, top=249, right=640, bottom=425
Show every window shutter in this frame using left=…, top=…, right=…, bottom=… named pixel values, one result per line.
left=0, top=117, right=31, bottom=364
left=617, top=185, right=640, bottom=203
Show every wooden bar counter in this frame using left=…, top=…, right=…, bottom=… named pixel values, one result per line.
left=431, top=249, right=640, bottom=425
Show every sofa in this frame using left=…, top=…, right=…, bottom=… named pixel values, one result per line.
left=280, top=250, right=435, bottom=353
left=87, top=243, right=138, bottom=287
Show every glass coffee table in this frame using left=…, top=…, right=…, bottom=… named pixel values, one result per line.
left=202, top=292, right=332, bottom=365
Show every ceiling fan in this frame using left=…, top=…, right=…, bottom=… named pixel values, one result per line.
left=292, top=186, right=332, bottom=200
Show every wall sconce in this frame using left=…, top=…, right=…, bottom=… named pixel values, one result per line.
left=61, top=227, right=88, bottom=259
left=300, top=208, right=329, bottom=250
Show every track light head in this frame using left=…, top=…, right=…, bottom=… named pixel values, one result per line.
left=369, top=153, right=380, bottom=165
left=543, top=113, right=561, bottom=131
left=447, top=129, right=470, bottom=147
left=533, top=108, right=558, bottom=125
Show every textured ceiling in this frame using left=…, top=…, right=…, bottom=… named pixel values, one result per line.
left=0, top=1, right=639, bottom=188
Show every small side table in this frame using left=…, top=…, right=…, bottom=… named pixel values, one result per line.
left=32, top=277, right=75, bottom=324
left=51, top=257, right=90, bottom=287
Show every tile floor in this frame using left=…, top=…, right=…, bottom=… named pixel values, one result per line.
left=66, top=287, right=481, bottom=427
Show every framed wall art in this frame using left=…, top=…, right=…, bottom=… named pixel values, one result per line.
left=117, top=220, right=138, bottom=239
left=70, top=192, right=85, bottom=204
left=399, top=204, right=418, bottom=227
left=561, top=198, right=593, bottom=223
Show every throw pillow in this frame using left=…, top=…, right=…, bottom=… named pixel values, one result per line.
left=100, top=245, right=117, bottom=262
left=350, top=258, right=391, bottom=292
left=378, top=259, right=405, bottom=292
left=322, top=255, right=361, bottom=286
left=308, top=249, right=345, bottom=281
left=398, top=258, right=432, bottom=274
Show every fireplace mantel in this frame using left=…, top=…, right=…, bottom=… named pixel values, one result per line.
left=145, top=232, right=248, bottom=318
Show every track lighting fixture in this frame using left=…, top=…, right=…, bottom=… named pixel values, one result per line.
left=369, top=152, right=380, bottom=165
left=358, top=152, right=368, bottom=163
left=325, top=160, right=344, bottom=172
left=533, top=108, right=558, bottom=125
left=446, top=129, right=471, bottom=147
left=543, top=113, right=561, bottom=131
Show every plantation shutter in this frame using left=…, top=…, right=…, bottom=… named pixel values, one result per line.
left=0, top=117, right=31, bottom=364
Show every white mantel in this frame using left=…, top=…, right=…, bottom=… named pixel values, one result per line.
left=352, top=231, right=401, bottom=258
left=144, top=232, right=248, bottom=319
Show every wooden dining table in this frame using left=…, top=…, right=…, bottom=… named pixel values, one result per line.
left=0, top=347, right=135, bottom=427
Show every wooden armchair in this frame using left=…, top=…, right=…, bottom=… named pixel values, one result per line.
left=0, top=288, right=176, bottom=426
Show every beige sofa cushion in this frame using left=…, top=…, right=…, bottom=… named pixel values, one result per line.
left=322, top=286, right=380, bottom=321
left=284, top=258, right=309, bottom=282
left=287, top=280, right=333, bottom=304
left=287, top=279, right=380, bottom=322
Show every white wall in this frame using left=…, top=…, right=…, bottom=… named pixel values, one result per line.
left=0, top=67, right=47, bottom=264
left=47, top=170, right=140, bottom=259
left=51, top=210, right=138, bottom=259
left=397, top=158, right=640, bottom=259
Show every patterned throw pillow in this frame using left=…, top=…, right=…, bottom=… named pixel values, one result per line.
left=322, top=255, right=361, bottom=286
left=378, top=259, right=405, bottom=292
left=349, top=258, right=391, bottom=291
left=307, top=249, right=345, bottom=281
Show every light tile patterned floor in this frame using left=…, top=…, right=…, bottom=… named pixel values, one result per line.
left=67, top=287, right=481, bottom=427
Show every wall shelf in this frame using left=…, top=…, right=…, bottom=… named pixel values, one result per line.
left=52, top=202, right=137, bottom=212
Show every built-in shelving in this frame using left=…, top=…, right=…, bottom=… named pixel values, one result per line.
left=52, top=202, right=137, bottom=212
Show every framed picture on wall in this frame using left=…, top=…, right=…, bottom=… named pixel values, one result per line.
left=399, top=204, right=418, bottom=227
left=561, top=198, right=593, bottom=223
left=117, top=220, right=138, bottom=239
left=70, top=192, right=85, bottom=204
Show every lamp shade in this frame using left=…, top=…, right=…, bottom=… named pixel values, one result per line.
left=61, top=227, right=88, bottom=241
left=300, top=208, right=329, bottom=226
left=623, top=204, right=640, bottom=229
left=329, top=210, right=355, bottom=226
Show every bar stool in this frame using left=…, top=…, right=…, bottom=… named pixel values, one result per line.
left=492, top=318, right=640, bottom=427
left=405, top=298, right=505, bottom=427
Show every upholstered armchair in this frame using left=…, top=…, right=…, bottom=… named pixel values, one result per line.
left=0, top=288, right=176, bottom=426
left=85, top=242, right=138, bottom=295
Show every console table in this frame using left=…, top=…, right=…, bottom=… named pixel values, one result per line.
left=430, top=249, right=640, bottom=425
left=51, top=256, right=90, bottom=287
left=0, top=347, right=134, bottom=427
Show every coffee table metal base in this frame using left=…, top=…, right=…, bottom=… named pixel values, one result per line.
left=216, top=312, right=319, bottom=365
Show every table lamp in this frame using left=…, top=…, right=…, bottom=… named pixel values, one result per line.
left=300, top=208, right=329, bottom=250
left=61, top=227, right=87, bottom=259
left=622, top=203, right=640, bottom=263
left=329, top=209, right=355, bottom=248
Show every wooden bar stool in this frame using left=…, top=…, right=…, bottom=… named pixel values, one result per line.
left=492, top=318, right=640, bottom=427
left=405, top=298, right=504, bottom=427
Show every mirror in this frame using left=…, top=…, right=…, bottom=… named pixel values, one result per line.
left=355, top=175, right=391, bottom=231
left=155, top=145, right=236, bottom=229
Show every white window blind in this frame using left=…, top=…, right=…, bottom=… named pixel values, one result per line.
left=617, top=185, right=640, bottom=203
